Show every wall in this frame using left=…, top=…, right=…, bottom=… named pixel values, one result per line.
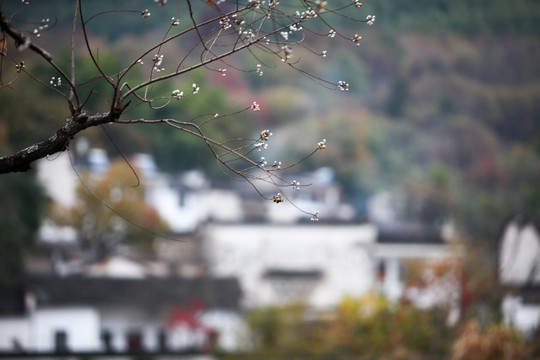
left=206, top=223, right=377, bottom=308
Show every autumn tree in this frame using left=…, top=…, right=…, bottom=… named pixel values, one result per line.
left=51, top=159, right=168, bottom=253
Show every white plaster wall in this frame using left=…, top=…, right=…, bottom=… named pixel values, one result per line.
left=36, top=152, right=78, bottom=208
left=146, top=177, right=207, bottom=233
left=0, top=318, right=30, bottom=350
left=500, top=222, right=540, bottom=284
left=99, top=307, right=163, bottom=352
left=31, top=307, right=100, bottom=352
left=206, top=224, right=377, bottom=308
left=199, top=310, right=248, bottom=351
left=503, top=295, right=540, bottom=336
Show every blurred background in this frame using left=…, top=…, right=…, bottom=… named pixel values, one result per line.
left=1, top=0, right=540, bottom=358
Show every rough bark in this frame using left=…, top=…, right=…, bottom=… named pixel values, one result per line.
left=0, top=112, right=113, bottom=173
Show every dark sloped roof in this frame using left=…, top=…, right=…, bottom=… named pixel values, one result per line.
left=263, top=269, right=323, bottom=280
left=26, top=276, right=242, bottom=310
left=377, top=222, right=443, bottom=244
left=522, top=286, right=540, bottom=304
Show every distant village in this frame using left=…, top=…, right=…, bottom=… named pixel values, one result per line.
left=0, top=143, right=539, bottom=356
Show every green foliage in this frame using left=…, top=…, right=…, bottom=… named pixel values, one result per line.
left=365, top=0, right=540, bottom=36
left=239, top=295, right=453, bottom=359
left=0, top=172, right=47, bottom=293
left=384, top=76, right=409, bottom=118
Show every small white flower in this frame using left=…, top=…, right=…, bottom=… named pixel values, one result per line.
left=171, top=89, right=184, bottom=100
left=15, top=61, right=26, bottom=73
left=251, top=101, right=260, bottom=111
left=254, top=142, right=268, bottom=151
left=317, top=139, right=327, bottom=150
left=256, top=64, right=264, bottom=76
left=220, top=16, right=232, bottom=29
left=352, top=34, right=362, bottom=46
left=50, top=76, right=61, bottom=87
left=192, top=83, right=200, bottom=94
left=260, top=129, right=272, bottom=141
left=273, top=193, right=284, bottom=203
left=338, top=80, right=349, bottom=91
left=328, top=29, right=336, bottom=38
left=141, top=9, right=151, bottom=18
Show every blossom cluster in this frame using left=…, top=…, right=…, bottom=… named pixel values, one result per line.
left=15, top=61, right=25, bottom=73
left=152, top=54, right=164, bottom=72
left=50, top=76, right=61, bottom=87
left=352, top=34, right=362, bottom=46
left=141, top=9, right=151, bottom=18
left=317, top=139, right=327, bottom=150
left=33, top=18, right=49, bottom=38
left=251, top=101, right=261, bottom=112
left=338, top=81, right=349, bottom=91
left=260, top=129, right=272, bottom=140
left=171, top=89, right=183, bottom=100
left=220, top=16, right=232, bottom=30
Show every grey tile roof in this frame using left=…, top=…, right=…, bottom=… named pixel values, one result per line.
left=26, top=276, right=242, bottom=310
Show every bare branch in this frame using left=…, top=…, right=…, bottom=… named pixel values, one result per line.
left=0, top=112, right=113, bottom=173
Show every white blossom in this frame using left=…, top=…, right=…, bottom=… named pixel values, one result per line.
left=338, top=80, right=349, bottom=91
left=171, top=89, right=184, bottom=100
left=260, top=129, right=272, bottom=141
left=352, top=34, right=362, bottom=46
left=273, top=193, right=284, bottom=203
left=141, top=9, right=151, bottom=18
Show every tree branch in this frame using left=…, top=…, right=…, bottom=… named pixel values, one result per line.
left=0, top=112, right=113, bottom=173
left=0, top=11, right=78, bottom=103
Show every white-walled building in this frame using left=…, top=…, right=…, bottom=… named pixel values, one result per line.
left=205, top=221, right=461, bottom=312
left=0, top=276, right=242, bottom=354
left=499, top=220, right=540, bottom=336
